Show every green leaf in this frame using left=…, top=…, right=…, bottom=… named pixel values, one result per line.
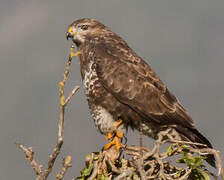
left=85, top=153, right=92, bottom=162
left=93, top=155, right=99, bottom=160
left=85, top=153, right=92, bottom=159
left=177, top=169, right=185, bottom=178
left=188, top=168, right=210, bottom=180
left=81, top=163, right=94, bottom=177
left=74, top=176, right=85, bottom=180
left=177, top=152, right=194, bottom=166
left=193, top=156, right=205, bottom=168
left=167, top=145, right=174, bottom=156
left=181, top=144, right=190, bottom=149
left=97, top=174, right=107, bottom=180
left=198, top=168, right=210, bottom=180
left=167, top=144, right=177, bottom=156
left=177, top=152, right=205, bottom=169
left=176, top=158, right=185, bottom=164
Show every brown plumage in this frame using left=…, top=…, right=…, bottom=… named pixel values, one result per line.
left=66, top=18, right=215, bottom=167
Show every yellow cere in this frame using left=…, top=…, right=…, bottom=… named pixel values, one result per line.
left=68, top=27, right=73, bottom=33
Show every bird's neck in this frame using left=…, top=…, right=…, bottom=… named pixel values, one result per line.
left=78, top=41, right=96, bottom=80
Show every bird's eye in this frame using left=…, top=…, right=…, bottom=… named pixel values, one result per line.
left=81, top=25, right=88, bottom=30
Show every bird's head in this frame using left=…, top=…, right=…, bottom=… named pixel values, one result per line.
left=66, top=18, right=105, bottom=47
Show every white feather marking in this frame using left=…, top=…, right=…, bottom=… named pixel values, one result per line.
left=83, top=55, right=123, bottom=134
left=91, top=105, right=123, bottom=134
left=83, top=58, right=98, bottom=97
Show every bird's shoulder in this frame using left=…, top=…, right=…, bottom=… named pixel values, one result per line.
left=92, top=33, right=166, bottom=93
left=90, top=34, right=194, bottom=127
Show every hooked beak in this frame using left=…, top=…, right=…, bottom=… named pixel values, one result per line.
left=66, top=27, right=77, bottom=40
left=66, top=32, right=72, bottom=40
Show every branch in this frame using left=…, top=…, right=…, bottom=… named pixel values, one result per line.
left=15, top=45, right=80, bottom=180
left=56, top=156, right=72, bottom=180
left=43, top=47, right=80, bottom=178
left=75, top=128, right=223, bottom=180
left=14, top=142, right=43, bottom=176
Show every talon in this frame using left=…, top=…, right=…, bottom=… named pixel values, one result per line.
left=114, top=136, right=121, bottom=150
left=104, top=141, right=113, bottom=149
left=104, top=120, right=123, bottom=150
left=104, top=136, right=122, bottom=150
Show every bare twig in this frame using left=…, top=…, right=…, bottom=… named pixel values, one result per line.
left=15, top=142, right=43, bottom=177
left=114, top=169, right=134, bottom=180
left=43, top=45, right=80, bottom=179
left=65, top=86, right=80, bottom=106
left=135, top=158, right=146, bottom=180
left=88, top=161, right=98, bottom=180
left=16, top=45, right=80, bottom=180
left=178, top=168, right=192, bottom=180
left=167, top=135, right=208, bottom=147
left=56, top=156, right=72, bottom=180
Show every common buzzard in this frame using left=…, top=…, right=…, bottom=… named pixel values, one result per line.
left=66, top=18, right=215, bottom=167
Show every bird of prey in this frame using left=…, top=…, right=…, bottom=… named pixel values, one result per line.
left=66, top=18, right=215, bottom=167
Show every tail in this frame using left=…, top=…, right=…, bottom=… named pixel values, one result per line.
left=175, top=126, right=216, bottom=168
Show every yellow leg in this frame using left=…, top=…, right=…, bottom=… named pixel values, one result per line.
left=104, top=139, right=115, bottom=150
left=116, top=130, right=123, bottom=138
left=113, top=120, right=122, bottom=128
left=114, top=136, right=121, bottom=150
left=104, top=120, right=123, bottom=150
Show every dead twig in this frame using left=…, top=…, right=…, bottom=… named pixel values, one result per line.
left=56, top=156, right=72, bottom=180
left=15, top=45, right=80, bottom=180
left=43, top=45, right=80, bottom=179
left=15, top=142, right=43, bottom=178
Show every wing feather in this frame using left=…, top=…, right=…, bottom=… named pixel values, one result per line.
left=94, top=37, right=194, bottom=128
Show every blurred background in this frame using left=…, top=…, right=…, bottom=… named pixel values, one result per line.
left=1, top=0, right=224, bottom=179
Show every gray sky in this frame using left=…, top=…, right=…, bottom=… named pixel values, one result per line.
left=1, top=0, right=224, bottom=179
